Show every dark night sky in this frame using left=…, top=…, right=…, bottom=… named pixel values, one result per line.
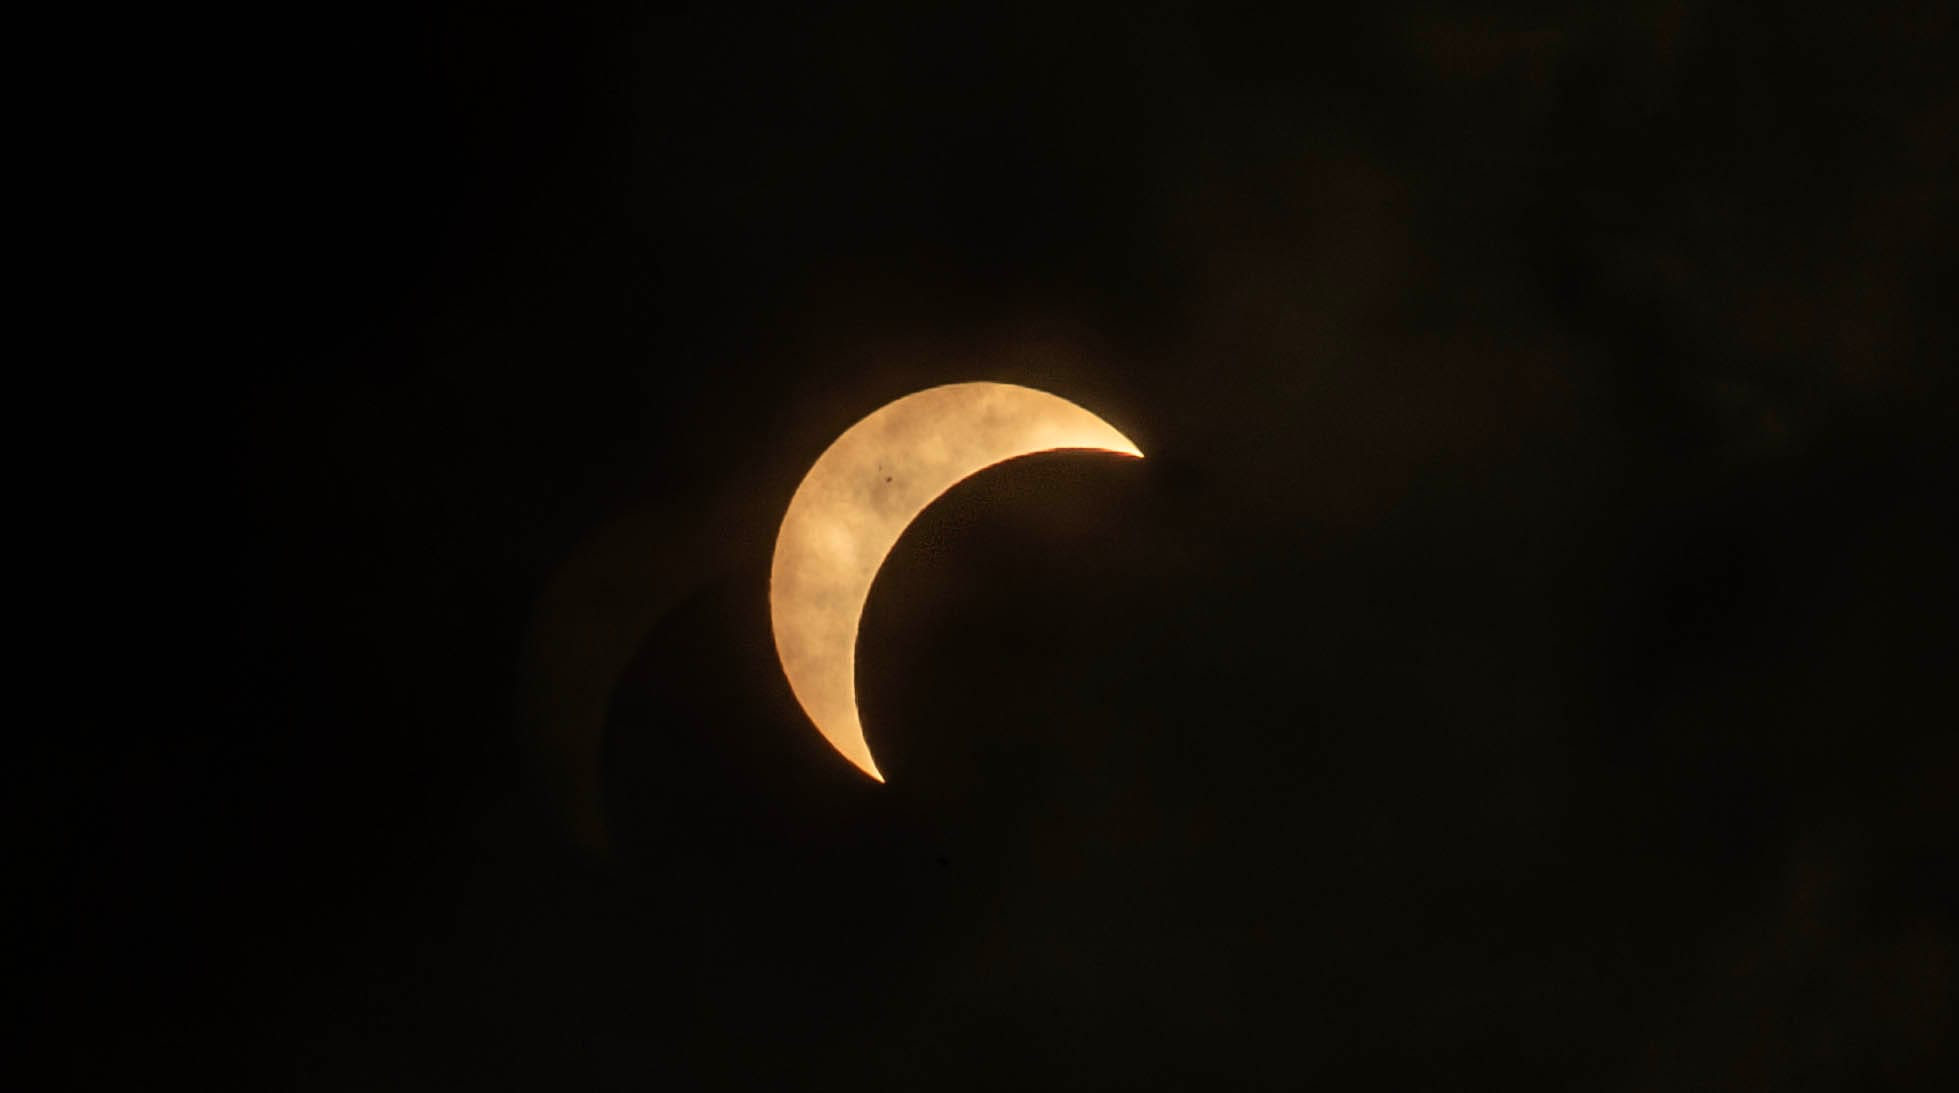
left=59, top=2, right=1957, bottom=1088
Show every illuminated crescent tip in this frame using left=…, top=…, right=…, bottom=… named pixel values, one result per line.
left=769, top=382, right=1143, bottom=781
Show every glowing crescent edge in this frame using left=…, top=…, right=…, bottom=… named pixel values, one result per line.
left=768, top=382, right=1143, bottom=781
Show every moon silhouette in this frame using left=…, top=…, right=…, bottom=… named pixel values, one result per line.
left=770, top=382, right=1144, bottom=781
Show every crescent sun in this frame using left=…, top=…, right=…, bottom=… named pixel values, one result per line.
left=769, top=382, right=1144, bottom=781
